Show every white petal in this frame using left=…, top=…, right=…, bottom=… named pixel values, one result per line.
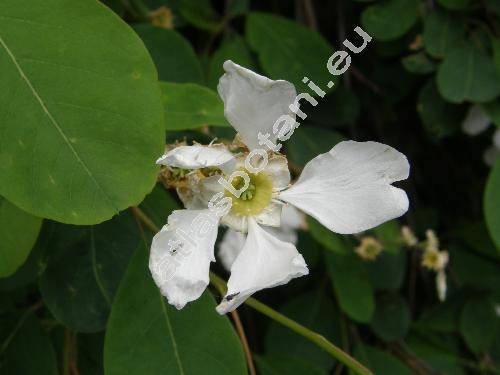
left=493, top=128, right=500, bottom=149
left=254, top=201, right=283, bottom=227
left=218, top=60, right=297, bottom=150
left=265, top=155, right=291, bottom=191
left=221, top=212, right=248, bottom=233
left=483, top=146, right=500, bottom=167
left=462, top=105, right=490, bottom=136
left=149, top=209, right=219, bottom=309
left=279, top=141, right=409, bottom=234
left=218, top=229, right=247, bottom=271
left=216, top=218, right=308, bottom=314
left=156, top=144, right=235, bottom=173
left=281, top=205, right=304, bottom=230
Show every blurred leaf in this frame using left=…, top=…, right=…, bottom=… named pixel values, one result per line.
left=307, top=217, right=350, bottom=255
left=255, top=354, right=327, bottom=375
left=493, top=37, right=500, bottom=77
left=297, top=231, right=323, bottom=269
left=452, top=221, right=499, bottom=259
left=307, top=86, right=360, bottom=127
left=226, top=0, right=249, bottom=17
left=326, top=251, right=375, bottom=322
left=138, top=185, right=179, bottom=227
left=401, top=52, right=436, bottom=74
left=208, top=34, right=255, bottom=90
left=264, top=291, right=340, bottom=371
left=78, top=332, right=104, bottom=375
left=0, top=197, right=42, bottom=277
left=437, top=0, right=470, bottom=10
left=422, top=10, right=466, bottom=59
left=370, top=293, right=410, bottom=341
left=366, top=250, right=407, bottom=290
left=104, top=246, right=247, bottom=375
left=407, top=334, right=466, bottom=374
left=134, top=24, right=203, bottom=84
left=483, top=99, right=500, bottom=127
left=0, top=0, right=164, bottom=225
left=39, top=212, right=140, bottom=332
left=179, top=0, right=221, bottom=31
left=450, top=246, right=500, bottom=290
left=352, top=344, right=411, bottom=375
left=0, top=221, right=53, bottom=290
left=437, top=45, right=500, bottom=103
left=418, top=293, right=466, bottom=333
left=485, top=159, right=500, bottom=251
left=161, top=82, right=229, bottom=130
left=460, top=295, right=499, bottom=353
left=417, top=79, right=465, bottom=139
left=286, top=126, right=344, bottom=167
left=246, top=12, right=336, bottom=93
left=361, top=0, right=419, bottom=41
left=0, top=314, right=58, bottom=374
left=372, top=220, right=401, bottom=254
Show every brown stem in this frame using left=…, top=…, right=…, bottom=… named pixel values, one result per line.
left=230, top=311, right=257, bottom=375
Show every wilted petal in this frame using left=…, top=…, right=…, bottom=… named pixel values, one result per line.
left=279, top=141, right=409, bottom=234
left=149, top=209, right=219, bottom=309
left=462, top=105, right=490, bottom=136
left=265, top=155, right=291, bottom=191
left=218, top=60, right=297, bottom=150
left=216, top=219, right=308, bottom=314
left=156, top=144, right=235, bottom=173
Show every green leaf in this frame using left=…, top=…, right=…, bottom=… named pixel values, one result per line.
left=0, top=0, right=164, bottom=225
left=361, top=0, right=419, bottom=42
left=287, top=126, right=345, bottom=167
left=208, top=34, right=255, bottom=90
left=307, top=86, right=360, bottom=127
left=437, top=0, right=470, bottom=10
left=307, top=217, right=350, bottom=255
left=485, top=160, right=500, bottom=251
left=1, top=314, right=58, bottom=375
left=418, top=293, right=466, bottom=333
left=264, top=291, right=340, bottom=371
left=460, top=296, right=499, bottom=353
left=255, top=354, right=327, bottom=375
left=179, top=0, right=221, bottom=32
left=437, top=45, right=500, bottom=103
left=104, top=246, right=247, bottom=375
left=39, top=212, right=140, bottom=332
left=161, top=82, right=229, bottom=130
left=138, top=184, right=179, bottom=228
left=133, top=24, right=203, bottom=84
left=246, top=12, right=336, bottom=94
left=352, top=344, right=411, bottom=375
left=366, top=250, right=407, bottom=290
left=0, top=197, right=42, bottom=277
left=417, top=79, right=465, bottom=139
left=450, top=246, right=500, bottom=290
left=326, top=251, right=375, bottom=322
left=401, top=52, right=436, bottom=75
left=483, top=99, right=500, bottom=127
left=422, top=10, right=466, bottom=59
left=372, top=220, right=401, bottom=254
left=370, top=293, right=410, bottom=341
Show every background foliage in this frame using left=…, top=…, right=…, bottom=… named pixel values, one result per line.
left=1, top=0, right=500, bottom=374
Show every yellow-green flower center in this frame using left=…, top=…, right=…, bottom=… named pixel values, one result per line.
left=225, top=171, right=273, bottom=217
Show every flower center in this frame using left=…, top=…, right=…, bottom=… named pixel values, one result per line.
left=225, top=171, right=273, bottom=217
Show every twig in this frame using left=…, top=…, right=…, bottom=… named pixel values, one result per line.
left=350, top=66, right=383, bottom=95
left=230, top=311, right=257, bottom=375
left=302, top=0, right=318, bottom=30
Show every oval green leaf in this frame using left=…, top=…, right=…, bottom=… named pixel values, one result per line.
left=361, top=0, right=419, bottom=42
left=104, top=246, right=247, bottom=375
left=161, top=82, right=229, bottom=130
left=437, top=46, right=500, bottom=103
left=0, top=197, right=42, bottom=277
left=370, top=293, right=410, bottom=341
left=133, top=24, right=203, bottom=84
left=485, top=160, right=500, bottom=251
left=39, top=212, right=140, bottom=332
left=422, top=10, right=466, bottom=59
left=0, top=0, right=164, bottom=224
left=246, top=12, right=336, bottom=93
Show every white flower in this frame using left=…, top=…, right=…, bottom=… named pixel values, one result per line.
left=461, top=105, right=500, bottom=166
left=150, top=60, right=410, bottom=314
